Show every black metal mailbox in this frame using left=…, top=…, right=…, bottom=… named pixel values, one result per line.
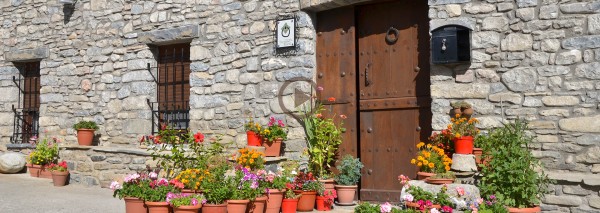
left=431, top=25, right=471, bottom=64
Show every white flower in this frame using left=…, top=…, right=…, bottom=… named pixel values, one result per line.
left=401, top=194, right=414, bottom=202
left=291, top=171, right=297, bottom=175
left=110, top=181, right=121, bottom=191
left=149, top=172, right=158, bottom=180
left=430, top=208, right=440, bottom=213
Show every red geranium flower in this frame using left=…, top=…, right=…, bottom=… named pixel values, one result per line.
left=193, top=132, right=204, bottom=143
left=328, top=97, right=336, bottom=102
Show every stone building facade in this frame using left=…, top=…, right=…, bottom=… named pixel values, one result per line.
left=0, top=0, right=599, bottom=211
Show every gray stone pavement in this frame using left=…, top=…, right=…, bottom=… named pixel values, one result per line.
left=0, top=172, right=356, bottom=213
left=0, top=173, right=125, bottom=213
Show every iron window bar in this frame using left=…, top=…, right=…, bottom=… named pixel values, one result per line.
left=146, top=99, right=190, bottom=136
left=10, top=105, right=39, bottom=144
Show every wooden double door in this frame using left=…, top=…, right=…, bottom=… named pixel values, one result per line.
left=316, top=0, right=431, bottom=202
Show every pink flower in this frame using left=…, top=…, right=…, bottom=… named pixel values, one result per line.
left=278, top=120, right=285, bottom=127
left=430, top=208, right=440, bottom=213
left=380, top=202, right=392, bottom=213
left=109, top=181, right=121, bottom=191
left=191, top=198, right=199, bottom=206
left=398, top=174, right=410, bottom=185
left=340, top=114, right=347, bottom=119
left=402, top=194, right=414, bottom=202
left=456, top=187, right=465, bottom=196
left=317, top=86, right=324, bottom=91
left=149, top=172, right=158, bottom=180
left=441, top=206, right=453, bottom=213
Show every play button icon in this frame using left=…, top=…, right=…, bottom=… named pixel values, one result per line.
left=294, top=88, right=311, bottom=108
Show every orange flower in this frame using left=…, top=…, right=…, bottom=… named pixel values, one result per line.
left=328, top=97, right=336, bottom=102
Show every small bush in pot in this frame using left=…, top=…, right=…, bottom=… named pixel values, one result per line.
left=478, top=120, right=553, bottom=212
left=334, top=155, right=364, bottom=205
left=73, top=121, right=98, bottom=146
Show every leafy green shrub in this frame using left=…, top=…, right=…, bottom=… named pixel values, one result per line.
left=335, top=155, right=364, bottom=186
left=354, top=202, right=380, bottom=213
left=478, top=120, right=553, bottom=208
left=72, top=121, right=99, bottom=130
left=27, top=136, right=59, bottom=165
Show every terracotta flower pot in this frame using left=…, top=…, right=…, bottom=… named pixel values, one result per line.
left=334, top=185, right=356, bottom=205
left=124, top=197, right=147, bottom=213
left=145, top=201, right=172, bottom=213
left=247, top=131, right=262, bottom=146
left=461, top=107, right=474, bottom=118
left=454, top=136, right=474, bottom=154
left=319, top=179, right=335, bottom=192
left=247, top=196, right=268, bottom=213
left=315, top=196, right=332, bottom=211
left=425, top=178, right=454, bottom=185
left=265, top=189, right=285, bottom=213
left=173, top=204, right=201, bottom=213
left=263, top=138, right=282, bottom=157
left=39, top=165, right=52, bottom=179
left=451, top=108, right=462, bottom=117
left=28, top=164, right=40, bottom=177
left=507, top=206, right=541, bottom=213
left=473, top=148, right=483, bottom=165
left=294, top=190, right=317, bottom=211
left=203, top=203, right=227, bottom=213
left=227, top=199, right=250, bottom=213
left=76, top=129, right=95, bottom=146
left=51, top=170, right=69, bottom=186
left=181, top=188, right=195, bottom=194
left=416, top=172, right=435, bottom=180
left=281, top=198, right=298, bottom=213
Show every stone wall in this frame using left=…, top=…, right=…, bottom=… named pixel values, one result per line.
left=0, top=0, right=313, bottom=162
left=427, top=0, right=600, bottom=212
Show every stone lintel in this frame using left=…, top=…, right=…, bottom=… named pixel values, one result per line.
left=431, top=18, right=475, bottom=32
left=300, top=0, right=374, bottom=12
left=138, top=25, right=200, bottom=45
left=5, top=47, right=49, bottom=62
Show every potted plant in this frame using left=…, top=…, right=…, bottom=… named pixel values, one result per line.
left=402, top=183, right=453, bottom=212
left=316, top=189, right=336, bottom=211
left=28, top=136, right=59, bottom=179
left=334, top=155, right=363, bottom=205
left=449, top=101, right=463, bottom=117
left=449, top=114, right=479, bottom=154
left=143, top=177, right=184, bottom=213
left=262, top=117, right=288, bottom=157
left=175, top=168, right=210, bottom=193
left=478, top=120, right=552, bottom=213
left=73, top=120, right=98, bottom=146
left=245, top=117, right=263, bottom=146
left=293, top=171, right=324, bottom=211
left=47, top=160, right=69, bottom=186
left=259, top=169, right=290, bottom=213
left=282, top=183, right=301, bottom=213
left=201, top=164, right=231, bottom=213
left=425, top=172, right=455, bottom=185
left=465, top=195, right=508, bottom=213
left=226, top=167, right=264, bottom=213
left=410, top=142, right=453, bottom=182
left=167, top=192, right=206, bottom=213
left=111, top=172, right=151, bottom=213
left=236, top=148, right=265, bottom=170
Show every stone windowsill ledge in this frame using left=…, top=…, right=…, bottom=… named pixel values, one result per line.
left=59, top=145, right=151, bottom=156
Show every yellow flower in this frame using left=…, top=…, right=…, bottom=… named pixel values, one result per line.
left=417, top=162, right=423, bottom=167
left=416, top=142, right=425, bottom=148
left=417, top=156, right=424, bottom=161
left=426, top=144, right=432, bottom=149
left=455, top=133, right=461, bottom=138
left=411, top=159, right=416, bottom=164
left=445, top=166, right=451, bottom=171
left=423, top=160, right=429, bottom=165
left=428, top=163, right=434, bottom=168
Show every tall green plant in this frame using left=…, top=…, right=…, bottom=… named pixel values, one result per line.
left=301, top=101, right=344, bottom=178
left=478, top=120, right=553, bottom=208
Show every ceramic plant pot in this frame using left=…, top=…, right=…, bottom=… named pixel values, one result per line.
left=172, top=204, right=201, bottom=213
left=51, top=170, right=69, bottom=186
left=76, top=129, right=95, bottom=146
left=124, top=197, right=147, bottom=213
left=28, top=164, right=40, bottom=177
left=246, top=131, right=262, bottom=146
left=263, top=138, right=282, bottom=157
left=247, top=196, right=268, bottom=213
left=203, top=203, right=227, bottom=213
left=227, top=199, right=250, bottom=213
left=315, top=196, right=332, bottom=211
left=454, top=136, right=474, bottom=154
left=281, top=199, right=298, bottom=213
left=145, top=201, right=172, bottom=213
left=334, top=185, right=357, bottom=206
left=294, top=190, right=317, bottom=211
left=265, top=189, right=285, bottom=213
left=416, top=172, right=435, bottom=180
left=507, top=206, right=541, bottom=213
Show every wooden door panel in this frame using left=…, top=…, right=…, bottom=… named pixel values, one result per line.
left=360, top=109, right=418, bottom=202
left=316, top=7, right=357, bottom=159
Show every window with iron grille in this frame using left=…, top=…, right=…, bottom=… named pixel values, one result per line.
left=11, top=62, right=40, bottom=144
left=148, top=43, right=191, bottom=135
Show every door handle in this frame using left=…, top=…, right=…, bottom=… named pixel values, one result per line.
left=365, top=63, right=372, bottom=86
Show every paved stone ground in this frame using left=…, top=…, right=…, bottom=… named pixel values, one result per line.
left=0, top=173, right=124, bottom=213
left=0, top=172, right=356, bottom=213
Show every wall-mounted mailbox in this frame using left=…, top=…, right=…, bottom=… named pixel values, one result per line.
left=432, top=25, right=471, bottom=64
